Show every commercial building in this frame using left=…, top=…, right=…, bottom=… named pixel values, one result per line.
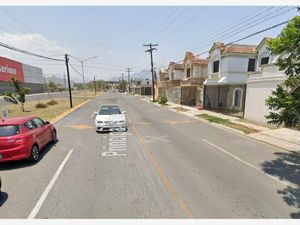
left=0, top=56, right=44, bottom=94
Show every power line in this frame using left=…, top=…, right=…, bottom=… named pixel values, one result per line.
left=68, top=62, right=92, bottom=82
left=187, top=6, right=276, bottom=51
left=158, top=7, right=208, bottom=42
left=167, top=6, right=291, bottom=62
left=190, top=6, right=295, bottom=52
left=0, top=41, right=64, bottom=61
left=145, top=7, right=180, bottom=43
left=157, top=19, right=291, bottom=69
left=90, top=8, right=173, bottom=48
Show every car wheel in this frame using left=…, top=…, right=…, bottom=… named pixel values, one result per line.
left=28, top=144, right=40, bottom=162
left=52, top=130, right=57, bottom=143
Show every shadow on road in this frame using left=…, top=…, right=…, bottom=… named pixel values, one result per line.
left=0, top=192, right=8, bottom=207
left=0, top=141, right=59, bottom=171
left=261, top=151, right=300, bottom=218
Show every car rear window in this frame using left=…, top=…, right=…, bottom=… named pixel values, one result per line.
left=0, top=125, right=20, bottom=137
left=99, top=106, right=121, bottom=115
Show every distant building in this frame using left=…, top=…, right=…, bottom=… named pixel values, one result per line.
left=46, top=75, right=74, bottom=89
left=0, top=56, right=44, bottom=94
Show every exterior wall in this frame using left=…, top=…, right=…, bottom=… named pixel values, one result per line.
left=0, top=81, right=44, bottom=94
left=184, top=58, right=192, bottom=79
left=168, top=66, right=184, bottom=81
left=208, top=48, right=221, bottom=78
left=226, top=84, right=246, bottom=111
left=219, top=56, right=250, bottom=84
left=166, top=87, right=181, bottom=104
left=256, top=43, right=276, bottom=71
left=0, top=57, right=24, bottom=82
left=244, top=64, right=285, bottom=123
left=22, top=63, right=44, bottom=84
left=193, top=64, right=208, bottom=79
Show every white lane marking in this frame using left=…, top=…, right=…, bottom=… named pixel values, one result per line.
left=145, top=135, right=170, bottom=143
left=201, top=138, right=292, bottom=187
left=27, top=149, right=74, bottom=219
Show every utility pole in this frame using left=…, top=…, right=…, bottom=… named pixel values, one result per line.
left=80, top=61, right=87, bottom=100
left=144, top=43, right=158, bottom=102
left=94, top=75, right=97, bottom=96
left=65, top=54, right=73, bottom=108
left=121, top=73, right=125, bottom=92
left=43, top=76, right=47, bottom=93
left=126, top=68, right=131, bottom=94
left=63, top=72, right=67, bottom=91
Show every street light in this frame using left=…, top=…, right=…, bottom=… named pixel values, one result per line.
left=69, top=55, right=97, bottom=100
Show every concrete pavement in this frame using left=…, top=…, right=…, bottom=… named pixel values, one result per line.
left=0, top=92, right=299, bottom=218
left=146, top=98, right=299, bottom=152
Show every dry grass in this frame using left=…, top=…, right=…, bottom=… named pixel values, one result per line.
left=72, top=90, right=97, bottom=97
left=6, top=98, right=86, bottom=122
left=196, top=114, right=259, bottom=134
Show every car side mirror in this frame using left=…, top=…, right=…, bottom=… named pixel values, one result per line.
left=122, top=111, right=126, bottom=114
left=45, top=121, right=50, bottom=125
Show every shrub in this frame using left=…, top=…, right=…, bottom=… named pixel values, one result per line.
left=35, top=102, right=48, bottom=108
left=159, top=95, right=168, bottom=105
left=47, top=99, right=58, bottom=105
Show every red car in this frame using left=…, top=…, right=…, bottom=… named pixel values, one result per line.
left=0, top=116, right=57, bottom=163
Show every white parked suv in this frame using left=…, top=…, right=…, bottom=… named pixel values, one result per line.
left=94, top=104, right=127, bottom=132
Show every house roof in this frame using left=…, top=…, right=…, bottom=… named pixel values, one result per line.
left=222, top=44, right=257, bottom=54
left=256, top=37, right=272, bottom=50
left=184, top=52, right=209, bottom=65
left=209, top=42, right=257, bottom=55
left=168, top=62, right=184, bottom=71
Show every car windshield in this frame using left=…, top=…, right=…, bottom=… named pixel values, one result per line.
left=0, top=125, right=20, bottom=137
left=98, top=106, right=121, bottom=115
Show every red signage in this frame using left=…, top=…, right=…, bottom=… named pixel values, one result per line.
left=0, top=57, right=24, bottom=83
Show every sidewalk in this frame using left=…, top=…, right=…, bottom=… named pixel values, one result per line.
left=140, top=96, right=300, bottom=152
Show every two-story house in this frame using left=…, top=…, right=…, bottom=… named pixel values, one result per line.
left=203, top=42, right=257, bottom=116
left=181, top=52, right=208, bottom=106
left=244, top=37, right=286, bottom=123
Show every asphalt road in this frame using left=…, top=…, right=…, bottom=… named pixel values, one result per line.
left=0, top=92, right=299, bottom=218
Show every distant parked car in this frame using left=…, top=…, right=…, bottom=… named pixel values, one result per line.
left=94, top=105, right=127, bottom=132
left=0, top=116, right=57, bottom=163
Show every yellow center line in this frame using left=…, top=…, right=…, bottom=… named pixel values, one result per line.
left=132, top=125, right=194, bottom=218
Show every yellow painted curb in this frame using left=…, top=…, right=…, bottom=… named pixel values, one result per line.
left=50, top=99, right=92, bottom=124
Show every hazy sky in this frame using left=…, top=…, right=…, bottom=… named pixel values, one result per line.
left=0, top=6, right=297, bottom=82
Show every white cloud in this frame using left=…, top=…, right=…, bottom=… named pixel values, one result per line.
left=0, top=33, right=80, bottom=81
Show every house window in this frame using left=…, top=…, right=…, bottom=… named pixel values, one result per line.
left=247, top=58, right=255, bottom=72
left=213, top=60, right=219, bottom=73
left=261, top=57, right=269, bottom=65
left=187, top=68, right=191, bottom=78
left=233, top=88, right=243, bottom=107
left=171, top=72, right=174, bottom=80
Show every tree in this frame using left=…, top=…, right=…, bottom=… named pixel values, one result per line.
left=3, top=77, right=31, bottom=112
left=265, top=16, right=300, bottom=127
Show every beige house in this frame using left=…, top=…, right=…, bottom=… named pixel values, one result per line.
left=156, top=52, right=208, bottom=106
left=181, top=52, right=208, bottom=106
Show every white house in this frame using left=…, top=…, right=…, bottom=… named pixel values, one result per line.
left=203, top=42, right=257, bottom=116
left=244, top=37, right=286, bottom=123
